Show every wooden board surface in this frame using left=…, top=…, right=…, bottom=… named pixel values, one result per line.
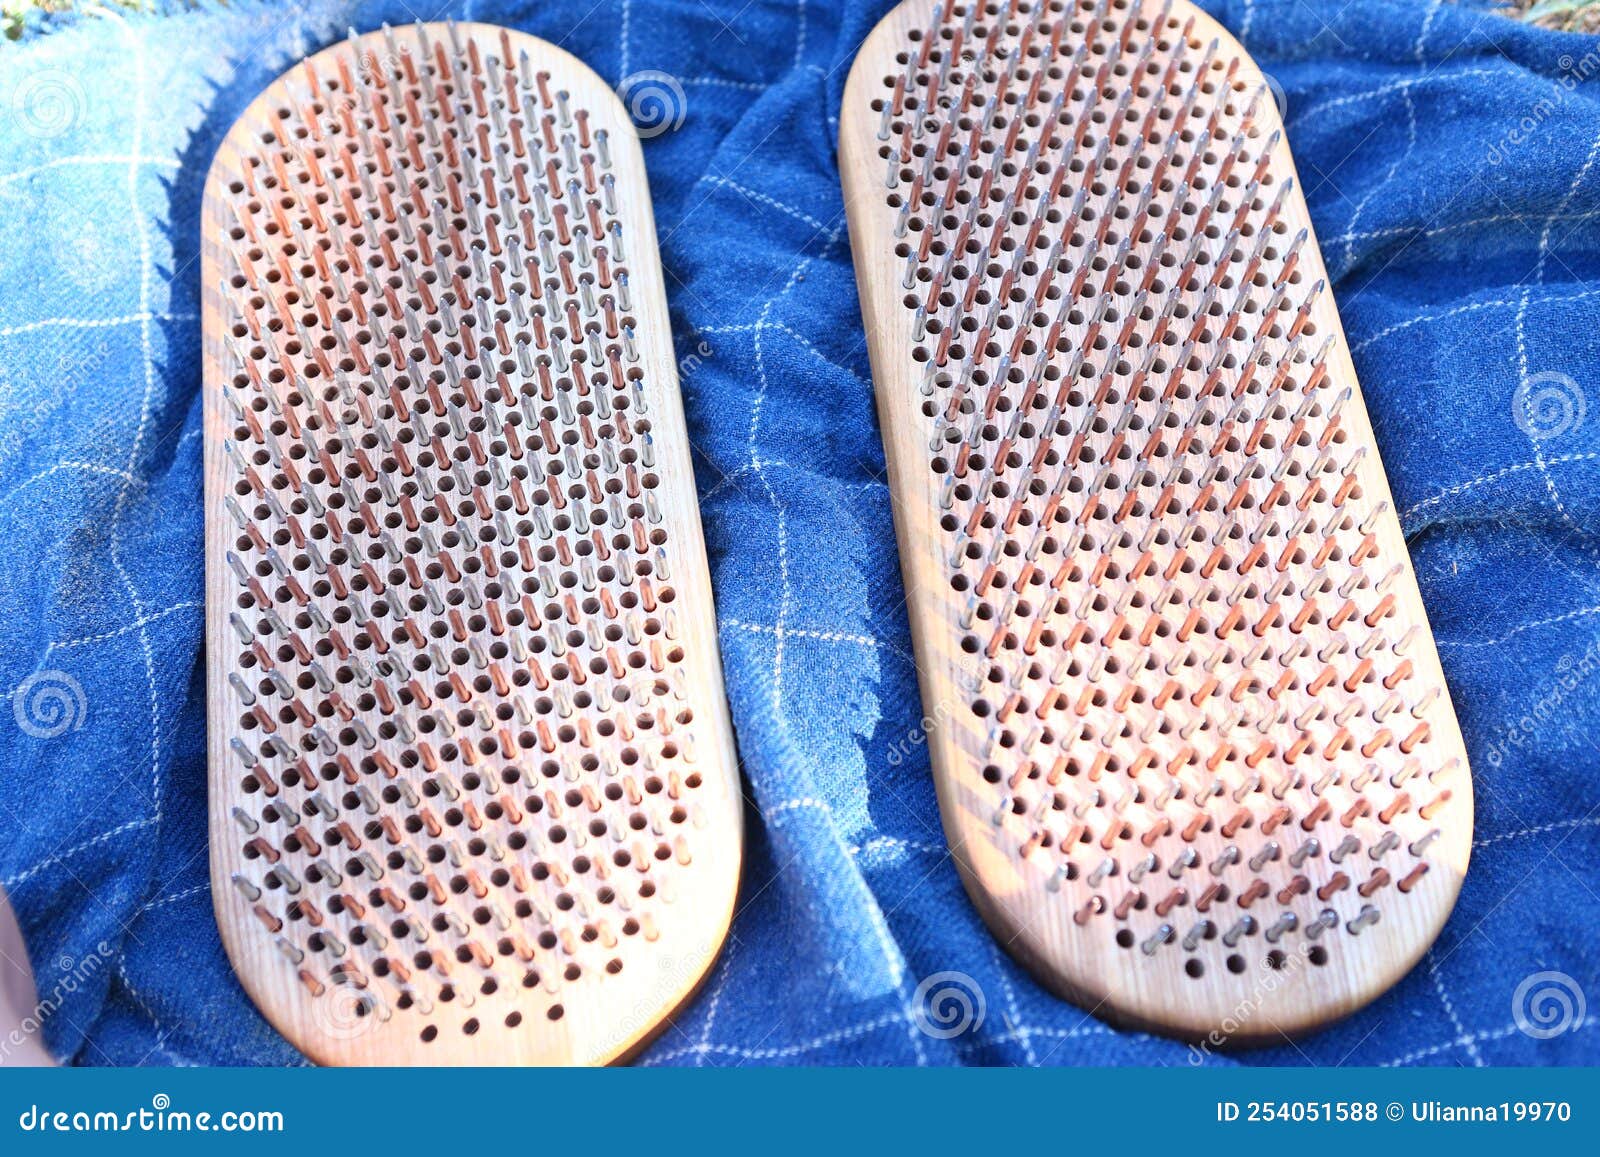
left=203, top=22, right=742, bottom=1065
left=840, top=0, right=1472, bottom=1042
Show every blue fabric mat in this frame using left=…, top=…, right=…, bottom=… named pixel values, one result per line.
left=2, top=0, right=1598, bottom=1066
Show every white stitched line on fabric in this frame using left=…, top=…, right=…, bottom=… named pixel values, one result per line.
left=1333, top=206, right=1600, bottom=247
left=658, top=1012, right=1115, bottom=1065
left=752, top=440, right=792, bottom=724
left=700, top=459, right=887, bottom=504
left=705, top=155, right=943, bottom=1061
left=701, top=176, right=829, bottom=231
left=121, top=946, right=266, bottom=1067
left=989, top=941, right=1039, bottom=1064
left=793, top=0, right=807, bottom=68
left=1003, top=1022, right=1110, bottom=1041
left=114, top=17, right=167, bottom=829
left=0, top=311, right=195, bottom=338
left=1515, top=128, right=1600, bottom=569
left=619, top=0, right=630, bottom=77
left=1380, top=1016, right=1597, bottom=1067
left=765, top=795, right=918, bottom=1014
left=652, top=1010, right=1114, bottom=1064
left=1438, top=603, right=1600, bottom=649
left=0, top=155, right=181, bottom=188
left=1343, top=86, right=1415, bottom=276
left=647, top=1010, right=912, bottom=1063
left=722, top=617, right=883, bottom=649
left=1413, top=0, right=1443, bottom=64
left=1400, top=453, right=1600, bottom=519
left=692, top=934, right=738, bottom=1067
left=766, top=797, right=830, bottom=817
left=681, top=76, right=769, bottom=91
left=1351, top=291, right=1600, bottom=354
left=1, top=816, right=157, bottom=889
left=17, top=13, right=171, bottom=883
left=1353, top=298, right=1514, bottom=353
left=1426, top=948, right=1484, bottom=1066
left=1239, top=0, right=1255, bottom=41
left=747, top=220, right=847, bottom=726
left=1475, top=816, right=1600, bottom=849
left=0, top=460, right=141, bottom=504
left=959, top=1021, right=1111, bottom=1050
left=117, top=959, right=189, bottom=1067
left=48, top=600, right=201, bottom=652
left=714, top=148, right=932, bottom=1057
left=700, top=319, right=872, bottom=389
left=135, top=881, right=209, bottom=916
left=1296, top=67, right=1505, bottom=125
left=849, top=834, right=946, bottom=857
left=0, top=44, right=182, bottom=883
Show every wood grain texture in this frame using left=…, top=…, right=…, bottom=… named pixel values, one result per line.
left=840, top=0, right=1472, bottom=1043
left=203, top=23, right=741, bottom=1065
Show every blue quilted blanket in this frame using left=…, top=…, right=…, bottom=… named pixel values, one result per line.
left=1, top=0, right=1597, bottom=1065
